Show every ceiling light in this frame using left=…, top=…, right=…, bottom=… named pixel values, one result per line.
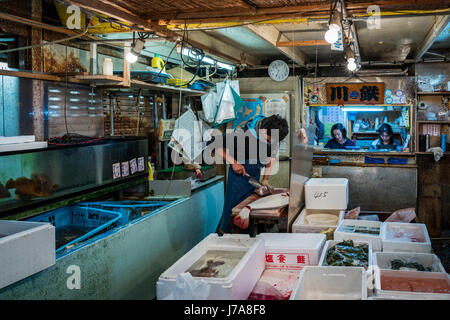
left=325, top=28, right=340, bottom=44
left=342, top=107, right=384, bottom=112
left=126, top=38, right=145, bottom=64
left=347, top=60, right=357, bottom=71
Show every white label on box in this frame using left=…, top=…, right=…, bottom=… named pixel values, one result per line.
left=137, top=157, right=145, bottom=172
left=130, top=158, right=137, bottom=175
left=121, top=162, right=130, bottom=177
left=265, top=252, right=311, bottom=271
left=112, top=163, right=121, bottom=179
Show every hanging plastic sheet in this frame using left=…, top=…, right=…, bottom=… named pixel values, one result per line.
left=213, top=80, right=244, bottom=127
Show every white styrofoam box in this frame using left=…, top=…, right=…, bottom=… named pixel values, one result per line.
left=373, top=252, right=447, bottom=274
left=319, top=240, right=373, bottom=273
left=290, top=266, right=367, bottom=300
left=334, top=219, right=383, bottom=252
left=304, top=178, right=348, bottom=210
left=256, top=233, right=326, bottom=271
left=0, top=220, right=55, bottom=290
left=0, top=141, right=47, bottom=152
left=374, top=268, right=450, bottom=300
left=0, top=135, right=35, bottom=145
left=292, top=208, right=344, bottom=235
left=156, top=233, right=265, bottom=300
left=381, top=222, right=432, bottom=253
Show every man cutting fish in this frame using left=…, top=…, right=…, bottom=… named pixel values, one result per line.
left=206, top=114, right=289, bottom=234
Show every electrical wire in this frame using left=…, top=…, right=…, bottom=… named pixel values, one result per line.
left=0, top=27, right=91, bottom=54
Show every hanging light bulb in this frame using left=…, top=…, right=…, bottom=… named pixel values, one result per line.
left=126, top=38, right=145, bottom=64
left=126, top=52, right=138, bottom=63
left=325, top=28, right=340, bottom=44
left=324, top=2, right=342, bottom=44
left=347, top=59, right=357, bottom=71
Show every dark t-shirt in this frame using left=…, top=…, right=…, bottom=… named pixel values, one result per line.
left=206, top=128, right=279, bottom=165
left=324, top=138, right=355, bottom=149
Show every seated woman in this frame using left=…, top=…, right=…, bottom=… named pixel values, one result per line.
left=324, top=123, right=355, bottom=149
left=370, top=123, right=401, bottom=150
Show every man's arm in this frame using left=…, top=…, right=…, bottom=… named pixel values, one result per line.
left=217, top=147, right=247, bottom=176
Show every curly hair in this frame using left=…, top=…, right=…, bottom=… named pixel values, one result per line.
left=260, top=115, right=289, bottom=141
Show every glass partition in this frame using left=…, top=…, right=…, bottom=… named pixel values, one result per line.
left=306, top=105, right=412, bottom=152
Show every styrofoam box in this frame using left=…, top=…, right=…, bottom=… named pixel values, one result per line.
left=304, top=178, right=348, bottom=210
left=381, top=222, right=432, bottom=253
left=292, top=208, right=344, bottom=235
left=0, top=220, right=55, bottom=290
left=373, top=252, right=447, bottom=274
left=334, top=219, right=383, bottom=252
left=319, top=240, right=373, bottom=273
left=156, top=233, right=265, bottom=300
left=290, top=266, right=367, bottom=300
left=256, top=233, right=326, bottom=271
left=374, top=268, right=450, bottom=300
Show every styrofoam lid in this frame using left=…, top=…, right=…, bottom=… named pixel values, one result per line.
left=257, top=233, right=326, bottom=250
left=305, top=178, right=348, bottom=186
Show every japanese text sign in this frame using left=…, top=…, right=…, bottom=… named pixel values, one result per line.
left=326, top=82, right=385, bottom=104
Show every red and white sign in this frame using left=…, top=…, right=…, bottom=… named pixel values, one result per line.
left=265, top=252, right=311, bottom=271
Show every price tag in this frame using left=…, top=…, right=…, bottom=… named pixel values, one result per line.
left=121, top=162, right=130, bottom=177
left=130, top=158, right=137, bottom=175
left=137, top=157, right=145, bottom=172
left=112, top=163, right=121, bottom=179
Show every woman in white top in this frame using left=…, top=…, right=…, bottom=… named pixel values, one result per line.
left=370, top=123, right=400, bottom=150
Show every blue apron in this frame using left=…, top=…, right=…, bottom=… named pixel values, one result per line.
left=218, top=116, right=266, bottom=233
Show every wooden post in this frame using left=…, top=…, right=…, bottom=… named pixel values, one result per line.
left=89, top=42, right=97, bottom=75
left=123, top=42, right=131, bottom=87
left=31, top=0, right=45, bottom=141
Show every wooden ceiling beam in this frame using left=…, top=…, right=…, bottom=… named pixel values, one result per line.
left=276, top=40, right=328, bottom=47
left=246, top=24, right=309, bottom=65
left=145, top=0, right=449, bottom=20
left=62, top=0, right=174, bottom=37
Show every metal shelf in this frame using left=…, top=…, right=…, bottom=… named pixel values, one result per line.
left=73, top=75, right=205, bottom=96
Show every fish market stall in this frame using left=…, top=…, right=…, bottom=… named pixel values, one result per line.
left=0, top=137, right=224, bottom=299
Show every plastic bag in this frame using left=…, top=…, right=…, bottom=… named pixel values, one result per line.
left=385, top=208, right=416, bottom=223
left=213, top=82, right=236, bottom=127
left=345, top=207, right=360, bottom=220
left=233, top=206, right=251, bottom=229
left=201, top=91, right=217, bottom=123
left=161, top=272, right=211, bottom=300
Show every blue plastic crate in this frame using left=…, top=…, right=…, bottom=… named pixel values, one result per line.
left=27, top=206, right=122, bottom=254
left=77, top=201, right=170, bottom=224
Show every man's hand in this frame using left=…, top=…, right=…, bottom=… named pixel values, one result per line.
left=194, top=168, right=204, bottom=180
left=232, top=163, right=246, bottom=176
left=261, top=179, right=274, bottom=194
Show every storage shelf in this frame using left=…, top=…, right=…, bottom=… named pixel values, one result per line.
left=417, top=92, right=450, bottom=95
left=73, top=75, right=205, bottom=95
left=417, top=121, right=450, bottom=124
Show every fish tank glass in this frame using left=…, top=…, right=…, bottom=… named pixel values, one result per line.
left=0, top=138, right=148, bottom=217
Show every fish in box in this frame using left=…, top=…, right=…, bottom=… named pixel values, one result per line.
left=157, top=233, right=265, bottom=300
left=381, top=222, right=432, bottom=253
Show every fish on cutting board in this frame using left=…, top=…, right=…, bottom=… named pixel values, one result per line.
left=5, top=173, right=59, bottom=200
left=233, top=191, right=289, bottom=229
